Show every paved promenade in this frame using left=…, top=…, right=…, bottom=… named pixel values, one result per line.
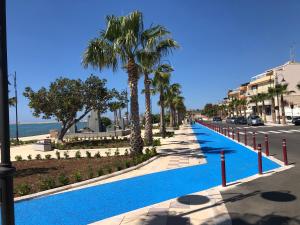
left=10, top=123, right=283, bottom=225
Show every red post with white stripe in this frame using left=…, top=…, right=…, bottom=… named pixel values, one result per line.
left=237, top=129, right=240, bottom=142
left=232, top=128, right=235, bottom=140
left=257, top=144, right=263, bottom=174
left=244, top=128, right=247, bottom=145
left=265, top=134, right=269, bottom=156
left=282, top=139, right=288, bottom=165
left=253, top=132, right=256, bottom=150
left=220, top=150, right=226, bottom=187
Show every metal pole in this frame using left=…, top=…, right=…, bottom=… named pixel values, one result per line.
left=257, top=144, right=263, bottom=175
left=220, top=150, right=226, bottom=187
left=0, top=0, right=16, bottom=224
left=265, top=134, right=269, bottom=156
left=14, top=71, right=19, bottom=142
left=282, top=139, right=288, bottom=166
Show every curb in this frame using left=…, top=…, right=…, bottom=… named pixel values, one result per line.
left=14, top=154, right=160, bottom=203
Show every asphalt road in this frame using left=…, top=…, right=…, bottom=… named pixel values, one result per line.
left=208, top=122, right=300, bottom=225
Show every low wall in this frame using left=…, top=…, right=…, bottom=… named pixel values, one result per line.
left=65, top=129, right=130, bottom=139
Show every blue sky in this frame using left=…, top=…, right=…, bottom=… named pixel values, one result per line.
left=6, top=0, right=300, bottom=123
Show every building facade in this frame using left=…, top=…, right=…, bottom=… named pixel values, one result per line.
left=224, top=61, right=300, bottom=123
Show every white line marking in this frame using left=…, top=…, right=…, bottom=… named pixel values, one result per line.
left=277, top=130, right=294, bottom=133
left=288, top=129, right=300, bottom=132
left=268, top=131, right=281, bottom=134
left=258, top=131, right=268, bottom=134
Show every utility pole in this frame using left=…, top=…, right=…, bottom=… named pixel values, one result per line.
left=0, top=0, right=16, bottom=224
left=13, top=71, right=19, bottom=142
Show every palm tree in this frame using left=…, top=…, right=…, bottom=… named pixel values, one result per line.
left=137, top=27, right=178, bottom=145
left=268, top=87, right=277, bottom=124
left=173, top=96, right=186, bottom=125
left=257, top=93, right=269, bottom=122
left=275, top=83, right=295, bottom=125
left=83, top=11, right=161, bottom=154
left=239, top=99, right=247, bottom=116
left=165, top=83, right=181, bottom=127
left=250, top=95, right=260, bottom=115
left=152, top=64, right=173, bottom=138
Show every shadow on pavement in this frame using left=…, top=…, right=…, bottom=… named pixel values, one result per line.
left=177, top=195, right=210, bottom=205
left=261, top=191, right=297, bottom=202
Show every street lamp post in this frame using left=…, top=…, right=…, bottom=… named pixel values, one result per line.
left=0, top=0, right=16, bottom=224
left=13, top=71, right=19, bottom=142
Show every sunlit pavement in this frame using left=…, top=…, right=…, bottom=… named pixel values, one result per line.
left=8, top=124, right=283, bottom=225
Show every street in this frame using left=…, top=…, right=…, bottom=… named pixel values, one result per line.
left=209, top=122, right=300, bottom=225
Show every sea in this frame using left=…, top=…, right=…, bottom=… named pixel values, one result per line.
left=9, top=122, right=87, bottom=138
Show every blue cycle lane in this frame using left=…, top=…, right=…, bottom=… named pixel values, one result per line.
left=11, top=123, right=280, bottom=225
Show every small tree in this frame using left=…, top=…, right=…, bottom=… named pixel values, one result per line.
left=24, top=75, right=111, bottom=141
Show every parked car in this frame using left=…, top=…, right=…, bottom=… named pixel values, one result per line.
left=247, top=115, right=264, bottom=126
left=212, top=117, right=222, bottom=123
left=294, top=117, right=300, bottom=125
left=235, top=116, right=247, bottom=125
left=292, top=116, right=300, bottom=124
left=226, top=116, right=237, bottom=124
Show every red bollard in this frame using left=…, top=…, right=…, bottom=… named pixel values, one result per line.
left=265, top=135, right=269, bottom=156
left=253, top=132, right=256, bottom=150
left=232, top=128, right=235, bottom=140
left=282, top=139, right=288, bottom=165
left=220, top=150, right=226, bottom=187
left=237, top=129, right=240, bottom=142
left=257, top=144, right=263, bottom=174
left=227, top=126, right=229, bottom=137
left=244, top=128, right=247, bottom=145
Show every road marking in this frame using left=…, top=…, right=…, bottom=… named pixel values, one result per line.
left=268, top=131, right=281, bottom=134
left=257, top=131, right=268, bottom=134
left=288, top=129, right=300, bottom=132
left=277, top=130, right=295, bottom=133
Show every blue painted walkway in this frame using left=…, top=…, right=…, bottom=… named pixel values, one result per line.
left=11, top=123, right=280, bottom=225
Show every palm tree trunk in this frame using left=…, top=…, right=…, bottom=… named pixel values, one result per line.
left=169, top=106, right=174, bottom=127
left=144, top=73, right=153, bottom=146
left=160, top=87, right=166, bottom=138
left=271, top=97, right=276, bottom=123
left=262, top=101, right=267, bottom=122
left=280, top=94, right=286, bottom=125
left=127, top=58, right=143, bottom=154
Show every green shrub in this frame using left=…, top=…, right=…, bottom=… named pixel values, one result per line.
left=86, top=151, right=92, bottom=158
left=114, top=148, right=120, bottom=156
left=58, top=173, right=69, bottom=186
left=39, top=177, right=56, bottom=191
left=97, top=168, right=104, bottom=176
left=15, top=155, right=22, bottom=161
left=105, top=165, right=113, bottom=174
left=115, top=161, right=124, bottom=171
left=55, top=151, right=61, bottom=159
left=16, top=183, right=31, bottom=196
left=63, top=151, right=69, bottom=159
left=151, top=147, right=157, bottom=156
left=152, top=139, right=161, bottom=146
left=88, top=166, right=94, bottom=179
left=125, top=160, right=131, bottom=168
left=145, top=148, right=151, bottom=156
left=27, top=154, right=32, bottom=160
left=105, top=150, right=111, bottom=157
left=124, top=149, right=129, bottom=156
left=75, top=151, right=81, bottom=159
left=35, top=154, right=42, bottom=160
left=45, top=154, right=52, bottom=160
left=94, top=151, right=101, bottom=158
left=73, top=171, right=82, bottom=182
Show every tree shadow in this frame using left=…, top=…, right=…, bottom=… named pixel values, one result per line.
left=261, top=191, right=297, bottom=202
left=177, top=194, right=210, bottom=205
left=200, top=146, right=236, bottom=155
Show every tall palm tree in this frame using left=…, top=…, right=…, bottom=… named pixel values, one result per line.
left=268, top=87, right=277, bottom=124
left=257, top=93, right=269, bottom=122
left=83, top=11, right=161, bottom=154
left=137, top=27, right=178, bottom=145
left=173, top=95, right=185, bottom=125
left=165, top=83, right=181, bottom=127
left=152, top=64, right=173, bottom=138
left=239, top=99, right=247, bottom=116
left=250, top=95, right=260, bottom=115
left=275, top=83, right=295, bottom=125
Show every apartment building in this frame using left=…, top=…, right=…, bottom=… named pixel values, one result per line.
left=224, top=61, right=300, bottom=123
